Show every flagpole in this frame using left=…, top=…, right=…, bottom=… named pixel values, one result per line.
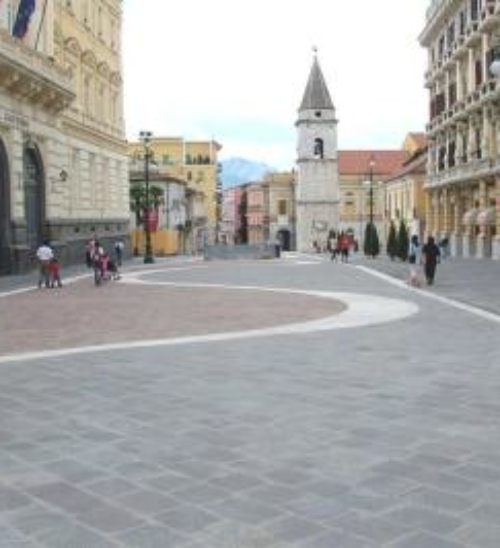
left=35, top=0, right=48, bottom=51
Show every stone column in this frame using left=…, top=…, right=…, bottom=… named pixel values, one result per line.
left=493, top=176, right=500, bottom=260
left=476, top=181, right=487, bottom=258
left=424, top=191, right=433, bottom=238
left=450, top=188, right=463, bottom=257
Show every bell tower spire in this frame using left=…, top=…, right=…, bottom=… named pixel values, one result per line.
left=295, top=52, right=340, bottom=252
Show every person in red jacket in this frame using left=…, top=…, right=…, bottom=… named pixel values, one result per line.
left=48, top=258, right=62, bottom=288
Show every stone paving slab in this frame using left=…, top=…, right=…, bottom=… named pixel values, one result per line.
left=0, top=258, right=499, bottom=546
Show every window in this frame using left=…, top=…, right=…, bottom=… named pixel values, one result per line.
left=278, top=200, right=287, bottom=215
left=162, top=155, right=170, bottom=165
left=313, top=138, right=324, bottom=159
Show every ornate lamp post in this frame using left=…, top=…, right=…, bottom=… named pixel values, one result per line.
left=363, top=155, right=380, bottom=257
left=368, top=155, right=375, bottom=226
left=139, top=130, right=154, bottom=264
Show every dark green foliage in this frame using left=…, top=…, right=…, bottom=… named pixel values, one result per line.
left=129, top=184, right=163, bottom=226
left=363, top=222, right=380, bottom=257
left=397, top=219, right=409, bottom=261
left=386, top=221, right=398, bottom=260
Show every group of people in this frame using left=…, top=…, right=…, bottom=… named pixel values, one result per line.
left=35, top=241, right=62, bottom=289
left=35, top=238, right=125, bottom=289
left=85, top=239, right=124, bottom=284
left=408, top=234, right=441, bottom=286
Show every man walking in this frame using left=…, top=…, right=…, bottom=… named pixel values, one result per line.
left=422, top=235, right=441, bottom=286
left=36, top=241, right=54, bottom=288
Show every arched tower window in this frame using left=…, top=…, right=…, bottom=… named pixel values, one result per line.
left=313, top=138, right=324, bottom=159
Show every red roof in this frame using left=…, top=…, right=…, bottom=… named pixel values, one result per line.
left=338, top=150, right=408, bottom=178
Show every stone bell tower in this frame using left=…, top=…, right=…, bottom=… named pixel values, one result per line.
left=295, top=52, right=340, bottom=252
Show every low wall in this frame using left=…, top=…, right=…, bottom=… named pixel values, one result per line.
left=203, top=244, right=276, bottom=261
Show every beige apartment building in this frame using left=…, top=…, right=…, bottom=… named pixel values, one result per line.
left=0, top=0, right=129, bottom=273
left=128, top=137, right=222, bottom=250
left=420, top=0, right=500, bottom=258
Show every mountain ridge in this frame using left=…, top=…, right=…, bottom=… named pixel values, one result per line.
left=219, top=157, right=274, bottom=188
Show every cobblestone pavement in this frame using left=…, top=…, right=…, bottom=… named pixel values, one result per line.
left=0, top=256, right=499, bottom=547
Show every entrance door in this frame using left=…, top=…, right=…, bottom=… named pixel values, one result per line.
left=0, top=139, right=11, bottom=274
left=23, top=145, right=45, bottom=253
left=278, top=229, right=291, bottom=251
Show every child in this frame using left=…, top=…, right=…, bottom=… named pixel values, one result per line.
left=49, top=257, right=62, bottom=288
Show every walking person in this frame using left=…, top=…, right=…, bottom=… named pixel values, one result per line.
left=339, top=233, right=350, bottom=263
left=114, top=239, right=124, bottom=267
left=85, top=239, right=96, bottom=269
left=407, top=235, right=422, bottom=287
left=422, top=235, right=441, bottom=286
left=36, top=241, right=54, bottom=288
left=48, top=257, right=63, bottom=288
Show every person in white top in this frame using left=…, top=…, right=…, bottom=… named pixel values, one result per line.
left=36, top=241, right=54, bottom=288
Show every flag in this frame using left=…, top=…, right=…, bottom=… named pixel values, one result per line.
left=13, top=0, right=36, bottom=39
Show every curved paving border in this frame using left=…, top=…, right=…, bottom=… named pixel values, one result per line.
left=0, top=266, right=419, bottom=364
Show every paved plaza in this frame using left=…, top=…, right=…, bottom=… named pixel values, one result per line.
left=0, top=255, right=499, bottom=547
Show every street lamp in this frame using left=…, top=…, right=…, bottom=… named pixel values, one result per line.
left=139, top=130, right=154, bottom=264
left=363, top=155, right=380, bottom=257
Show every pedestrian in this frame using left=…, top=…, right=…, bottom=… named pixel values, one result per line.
left=85, top=239, right=95, bottom=268
left=48, top=257, right=63, bottom=288
left=422, top=235, right=441, bottom=285
left=114, top=239, right=124, bottom=267
left=36, top=240, right=54, bottom=288
left=339, top=233, right=350, bottom=263
left=407, top=235, right=422, bottom=287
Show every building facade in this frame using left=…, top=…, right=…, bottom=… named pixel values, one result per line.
left=338, top=150, right=408, bottom=247
left=128, top=137, right=222, bottom=250
left=420, top=0, right=500, bottom=258
left=295, top=54, right=340, bottom=252
left=0, top=0, right=129, bottom=274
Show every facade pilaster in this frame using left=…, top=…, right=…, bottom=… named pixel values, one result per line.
left=493, top=176, right=500, bottom=259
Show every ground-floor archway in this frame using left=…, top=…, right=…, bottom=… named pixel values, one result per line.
left=277, top=229, right=291, bottom=251
left=23, top=142, right=46, bottom=254
left=0, top=138, right=11, bottom=274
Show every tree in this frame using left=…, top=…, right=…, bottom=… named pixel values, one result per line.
left=386, top=221, right=398, bottom=260
left=397, top=219, right=409, bottom=261
left=363, top=222, right=380, bottom=258
left=129, top=184, right=163, bottom=226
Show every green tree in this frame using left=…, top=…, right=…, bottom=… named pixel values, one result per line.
left=363, top=223, right=380, bottom=257
left=397, top=219, right=409, bottom=261
left=129, top=184, right=163, bottom=226
left=386, top=221, right=398, bottom=260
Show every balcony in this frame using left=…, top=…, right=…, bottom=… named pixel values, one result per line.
left=427, top=157, right=493, bottom=188
left=0, top=28, right=75, bottom=113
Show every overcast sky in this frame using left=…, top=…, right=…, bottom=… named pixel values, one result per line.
left=123, top=0, right=429, bottom=170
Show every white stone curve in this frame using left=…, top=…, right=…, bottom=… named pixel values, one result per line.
left=0, top=271, right=418, bottom=364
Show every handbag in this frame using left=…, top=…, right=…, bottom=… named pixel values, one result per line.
left=409, top=254, right=416, bottom=264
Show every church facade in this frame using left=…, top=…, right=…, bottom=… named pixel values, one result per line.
left=295, top=54, right=340, bottom=252
left=0, top=0, right=128, bottom=274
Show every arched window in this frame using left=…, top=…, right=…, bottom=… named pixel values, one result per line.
left=313, top=138, right=324, bottom=159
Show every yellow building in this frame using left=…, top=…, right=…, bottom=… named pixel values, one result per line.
left=420, top=0, right=500, bottom=258
left=128, top=137, right=222, bottom=249
left=0, top=0, right=128, bottom=273
left=384, top=146, right=428, bottom=241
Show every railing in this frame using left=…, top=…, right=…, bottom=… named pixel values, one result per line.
left=0, top=28, right=74, bottom=95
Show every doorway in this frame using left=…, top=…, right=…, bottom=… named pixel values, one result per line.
left=0, top=139, right=11, bottom=274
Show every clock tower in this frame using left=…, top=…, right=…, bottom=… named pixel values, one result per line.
left=295, top=53, right=339, bottom=252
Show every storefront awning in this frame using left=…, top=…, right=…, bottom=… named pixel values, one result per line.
left=477, top=207, right=496, bottom=226
left=462, top=208, right=479, bottom=225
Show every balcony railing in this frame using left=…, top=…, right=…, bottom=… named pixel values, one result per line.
left=0, top=28, right=75, bottom=113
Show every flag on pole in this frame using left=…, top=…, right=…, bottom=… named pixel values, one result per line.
left=13, top=0, right=36, bottom=39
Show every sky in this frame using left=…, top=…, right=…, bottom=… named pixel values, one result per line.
left=123, top=0, right=430, bottom=170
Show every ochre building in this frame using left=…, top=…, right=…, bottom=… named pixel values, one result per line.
left=420, top=0, right=500, bottom=259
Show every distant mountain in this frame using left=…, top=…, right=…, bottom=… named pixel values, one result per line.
left=220, top=157, right=273, bottom=188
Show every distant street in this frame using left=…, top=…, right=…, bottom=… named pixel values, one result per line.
left=0, top=255, right=499, bottom=547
